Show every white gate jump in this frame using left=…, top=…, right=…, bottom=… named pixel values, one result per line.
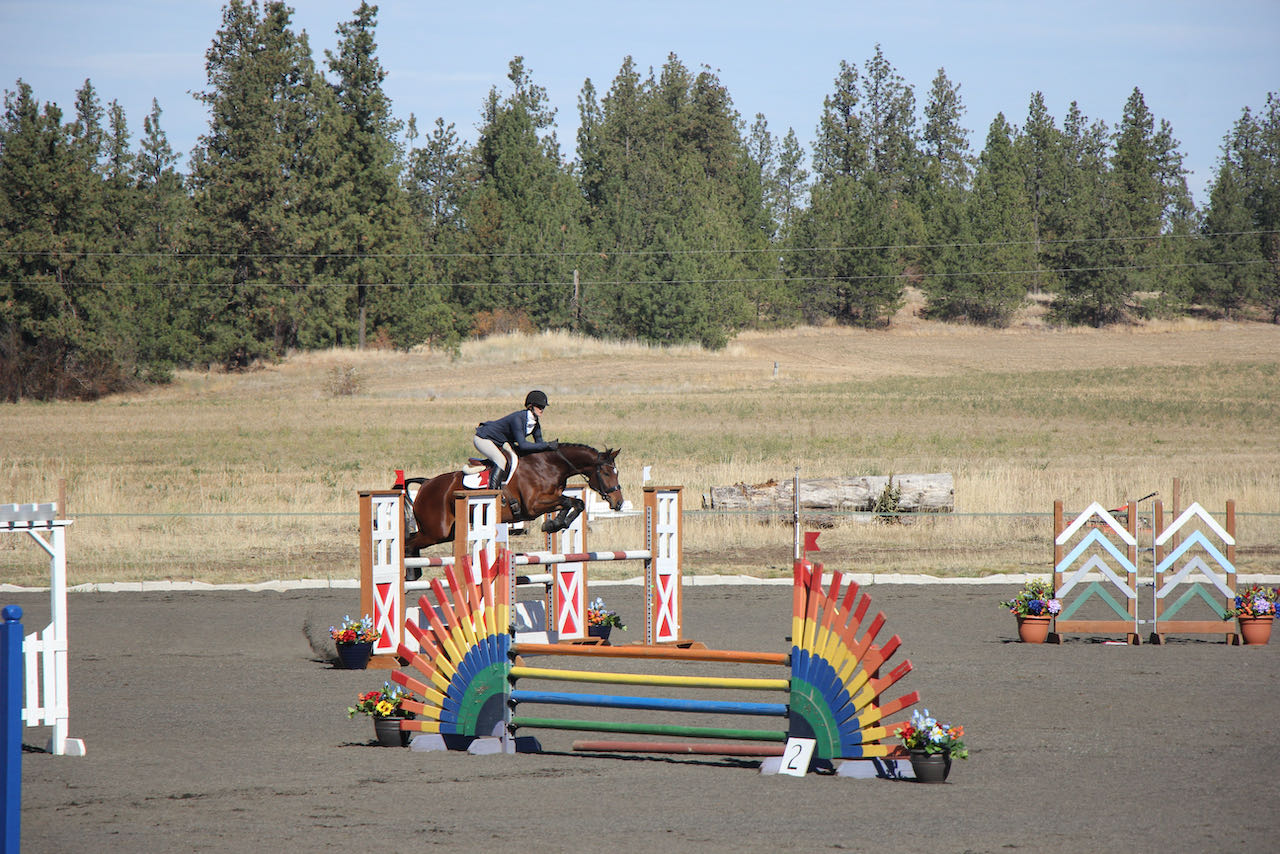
left=1, top=502, right=85, bottom=756
left=358, top=486, right=683, bottom=668
left=1053, top=497, right=1243, bottom=644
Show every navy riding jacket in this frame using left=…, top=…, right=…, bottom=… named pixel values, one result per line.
left=475, top=409, right=553, bottom=454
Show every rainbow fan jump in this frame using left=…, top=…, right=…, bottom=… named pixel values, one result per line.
left=390, top=550, right=918, bottom=763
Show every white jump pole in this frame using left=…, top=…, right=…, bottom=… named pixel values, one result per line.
left=1, top=501, right=85, bottom=756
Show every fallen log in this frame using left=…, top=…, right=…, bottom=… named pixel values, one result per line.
left=705, top=474, right=954, bottom=514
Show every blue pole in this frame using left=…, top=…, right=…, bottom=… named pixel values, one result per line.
left=2, top=604, right=22, bottom=854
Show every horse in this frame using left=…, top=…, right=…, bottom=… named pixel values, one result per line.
left=404, top=443, right=623, bottom=557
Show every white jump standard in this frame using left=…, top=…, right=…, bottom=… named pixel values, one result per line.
left=358, top=485, right=684, bottom=668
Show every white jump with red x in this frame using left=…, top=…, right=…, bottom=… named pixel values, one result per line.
left=359, top=485, right=683, bottom=666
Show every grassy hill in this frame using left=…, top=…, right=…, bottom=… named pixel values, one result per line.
left=3, top=315, right=1278, bottom=585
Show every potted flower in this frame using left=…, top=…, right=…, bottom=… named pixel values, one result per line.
left=1222, top=584, right=1278, bottom=646
left=898, top=708, right=969, bottom=783
left=586, top=597, right=625, bottom=642
left=1000, top=578, right=1061, bottom=643
left=348, top=682, right=418, bottom=747
left=330, top=614, right=380, bottom=669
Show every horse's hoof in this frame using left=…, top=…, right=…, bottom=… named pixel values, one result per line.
left=405, top=567, right=422, bottom=582
left=541, top=520, right=562, bottom=533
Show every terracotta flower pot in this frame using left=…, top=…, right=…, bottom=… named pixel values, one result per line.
left=1237, top=615, right=1273, bottom=646
left=1017, top=615, right=1051, bottom=643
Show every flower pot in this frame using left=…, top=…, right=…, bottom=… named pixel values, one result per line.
left=336, top=641, right=373, bottom=669
left=373, top=715, right=411, bottom=747
left=1237, top=615, right=1273, bottom=646
left=1017, top=615, right=1051, bottom=644
left=587, top=625, right=612, bottom=642
left=908, top=749, right=952, bottom=783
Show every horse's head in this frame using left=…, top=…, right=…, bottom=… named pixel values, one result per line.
left=587, top=447, right=624, bottom=511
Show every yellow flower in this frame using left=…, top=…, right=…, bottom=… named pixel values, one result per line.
left=375, top=700, right=395, bottom=716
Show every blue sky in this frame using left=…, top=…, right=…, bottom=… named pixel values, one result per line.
left=2, top=0, right=1277, bottom=206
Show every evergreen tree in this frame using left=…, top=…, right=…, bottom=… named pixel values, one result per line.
left=187, top=0, right=342, bottom=366
left=1198, top=161, right=1259, bottom=316
left=576, top=54, right=766, bottom=346
left=775, top=128, right=810, bottom=240
left=1257, top=93, right=1280, bottom=322
left=1013, top=92, right=1067, bottom=294
left=456, top=57, right=585, bottom=333
left=323, top=2, right=453, bottom=351
left=811, top=59, right=867, bottom=182
left=790, top=48, right=925, bottom=326
left=862, top=44, right=918, bottom=194
left=1109, top=88, right=1167, bottom=298
left=744, top=113, right=797, bottom=324
left=940, top=113, right=1034, bottom=325
left=0, top=79, right=153, bottom=398
left=128, top=99, right=192, bottom=377
left=1050, top=102, right=1127, bottom=325
left=1200, top=94, right=1280, bottom=320
left=917, top=68, right=973, bottom=304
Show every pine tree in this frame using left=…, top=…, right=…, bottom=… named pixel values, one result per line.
left=791, top=48, right=925, bottom=327
left=775, top=128, right=810, bottom=240
left=917, top=68, right=973, bottom=307
left=1013, top=92, right=1067, bottom=295
left=456, top=57, right=585, bottom=333
left=1257, top=93, right=1280, bottom=322
left=575, top=54, right=766, bottom=346
left=1051, top=102, right=1127, bottom=325
left=948, top=113, right=1035, bottom=325
left=1200, top=94, right=1280, bottom=320
left=812, top=60, right=867, bottom=182
left=1109, top=88, right=1165, bottom=298
left=1198, top=161, right=1259, bottom=316
left=188, top=0, right=346, bottom=366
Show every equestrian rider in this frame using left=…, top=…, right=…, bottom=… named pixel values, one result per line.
left=473, top=390, right=559, bottom=494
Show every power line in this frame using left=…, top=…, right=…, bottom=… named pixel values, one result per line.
left=0, top=230, right=1275, bottom=262
left=0, top=257, right=1269, bottom=290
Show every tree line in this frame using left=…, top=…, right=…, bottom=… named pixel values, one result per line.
left=2, top=0, right=1277, bottom=401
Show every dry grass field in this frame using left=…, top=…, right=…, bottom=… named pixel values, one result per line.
left=3, top=310, right=1279, bottom=586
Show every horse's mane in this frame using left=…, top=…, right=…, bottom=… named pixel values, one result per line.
left=542, top=442, right=614, bottom=461
left=553, top=442, right=599, bottom=453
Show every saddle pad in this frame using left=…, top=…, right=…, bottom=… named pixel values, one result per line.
left=461, top=470, right=492, bottom=489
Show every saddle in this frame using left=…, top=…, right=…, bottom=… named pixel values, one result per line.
left=461, top=446, right=522, bottom=515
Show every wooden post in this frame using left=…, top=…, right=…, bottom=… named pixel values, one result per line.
left=1126, top=500, right=1139, bottom=644
left=1051, top=500, right=1064, bottom=644
left=1226, top=499, right=1236, bottom=645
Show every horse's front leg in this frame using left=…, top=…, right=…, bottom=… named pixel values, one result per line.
left=541, top=493, right=585, bottom=534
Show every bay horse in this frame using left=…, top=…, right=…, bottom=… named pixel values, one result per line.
left=404, top=443, right=623, bottom=557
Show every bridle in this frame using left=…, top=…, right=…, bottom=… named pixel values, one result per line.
left=553, top=446, right=621, bottom=499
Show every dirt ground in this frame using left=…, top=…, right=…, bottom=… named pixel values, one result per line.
left=9, top=579, right=1278, bottom=854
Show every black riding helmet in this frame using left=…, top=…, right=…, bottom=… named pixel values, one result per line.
left=525, top=390, right=548, bottom=409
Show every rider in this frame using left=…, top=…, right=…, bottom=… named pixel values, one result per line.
left=473, top=390, right=559, bottom=496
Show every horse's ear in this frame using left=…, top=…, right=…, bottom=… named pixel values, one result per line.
left=606, top=447, right=620, bottom=461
